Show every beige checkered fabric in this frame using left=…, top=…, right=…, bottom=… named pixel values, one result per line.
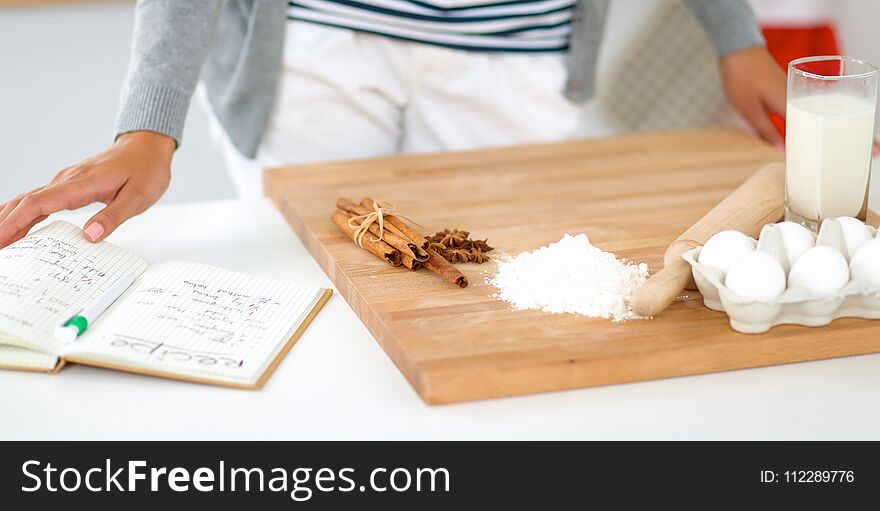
left=598, top=0, right=737, bottom=133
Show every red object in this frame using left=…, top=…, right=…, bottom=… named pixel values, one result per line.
left=761, top=25, right=840, bottom=136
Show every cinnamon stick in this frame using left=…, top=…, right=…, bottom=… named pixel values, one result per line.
left=359, top=197, right=429, bottom=249
left=423, top=251, right=468, bottom=288
left=337, top=198, right=409, bottom=234
left=339, top=198, right=425, bottom=257
left=354, top=197, right=466, bottom=287
left=330, top=210, right=401, bottom=266
left=401, top=254, right=422, bottom=271
left=335, top=206, right=426, bottom=261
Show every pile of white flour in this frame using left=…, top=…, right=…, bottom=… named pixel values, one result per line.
left=489, top=233, right=649, bottom=322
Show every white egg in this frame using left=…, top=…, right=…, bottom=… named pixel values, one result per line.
left=724, top=252, right=787, bottom=302
left=850, top=238, right=880, bottom=289
left=776, top=221, right=814, bottom=266
left=788, top=245, right=850, bottom=298
left=835, top=217, right=873, bottom=258
left=699, top=230, right=755, bottom=274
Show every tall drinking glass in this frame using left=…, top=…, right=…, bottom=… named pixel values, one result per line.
left=785, top=56, right=878, bottom=231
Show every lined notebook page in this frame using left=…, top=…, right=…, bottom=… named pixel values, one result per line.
left=0, top=221, right=148, bottom=354
left=66, top=261, right=326, bottom=386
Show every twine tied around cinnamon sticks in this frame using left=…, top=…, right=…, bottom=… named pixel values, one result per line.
left=346, top=199, right=420, bottom=249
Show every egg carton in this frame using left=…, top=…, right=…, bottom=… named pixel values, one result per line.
left=682, top=219, right=880, bottom=334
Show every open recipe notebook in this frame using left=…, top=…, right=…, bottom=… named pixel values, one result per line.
left=0, top=221, right=331, bottom=389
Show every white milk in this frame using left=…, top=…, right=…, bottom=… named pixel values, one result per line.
left=785, top=92, right=876, bottom=220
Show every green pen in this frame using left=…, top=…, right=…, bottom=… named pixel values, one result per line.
left=54, top=273, right=137, bottom=343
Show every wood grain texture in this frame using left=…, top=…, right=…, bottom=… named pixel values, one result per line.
left=265, top=128, right=880, bottom=404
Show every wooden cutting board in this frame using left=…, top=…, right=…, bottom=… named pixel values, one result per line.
left=266, top=128, right=880, bottom=404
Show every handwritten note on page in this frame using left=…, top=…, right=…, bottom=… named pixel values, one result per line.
left=65, top=261, right=326, bottom=385
left=0, top=221, right=148, bottom=354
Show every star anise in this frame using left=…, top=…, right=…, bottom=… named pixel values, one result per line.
left=470, top=239, right=494, bottom=252
left=426, top=229, right=447, bottom=241
left=468, top=248, right=491, bottom=264
left=438, top=229, right=469, bottom=248
left=448, top=248, right=471, bottom=264
left=424, top=228, right=492, bottom=264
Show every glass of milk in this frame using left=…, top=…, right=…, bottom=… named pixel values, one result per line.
left=785, top=56, right=878, bottom=231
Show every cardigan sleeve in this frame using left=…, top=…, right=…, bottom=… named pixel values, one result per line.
left=114, top=0, right=224, bottom=147
left=682, top=0, right=766, bottom=57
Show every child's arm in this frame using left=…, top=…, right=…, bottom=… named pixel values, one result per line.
left=0, top=1, right=225, bottom=249
left=720, top=46, right=786, bottom=147
left=683, top=0, right=786, bottom=146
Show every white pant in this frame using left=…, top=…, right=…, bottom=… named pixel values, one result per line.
left=213, top=21, right=583, bottom=198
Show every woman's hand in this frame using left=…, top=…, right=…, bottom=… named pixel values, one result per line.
left=0, top=131, right=173, bottom=249
left=720, top=46, right=787, bottom=147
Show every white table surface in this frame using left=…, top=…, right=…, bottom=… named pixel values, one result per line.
left=2, top=198, right=878, bottom=440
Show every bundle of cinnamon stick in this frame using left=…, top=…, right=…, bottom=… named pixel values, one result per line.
left=332, top=197, right=468, bottom=288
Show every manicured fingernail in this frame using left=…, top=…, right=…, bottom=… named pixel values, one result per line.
left=84, top=222, right=104, bottom=242
left=773, top=143, right=785, bottom=153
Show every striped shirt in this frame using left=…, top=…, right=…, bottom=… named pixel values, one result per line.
left=287, top=0, right=577, bottom=53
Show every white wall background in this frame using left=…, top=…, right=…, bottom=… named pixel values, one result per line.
left=835, top=0, right=880, bottom=118
left=0, top=0, right=878, bottom=207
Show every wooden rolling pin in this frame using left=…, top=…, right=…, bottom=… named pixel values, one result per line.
left=632, top=163, right=785, bottom=317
